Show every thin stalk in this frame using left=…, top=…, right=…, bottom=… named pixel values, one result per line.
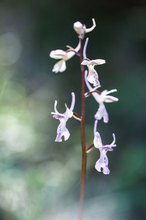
left=78, top=38, right=87, bottom=220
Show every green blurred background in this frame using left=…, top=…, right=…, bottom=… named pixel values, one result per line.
left=0, top=0, right=146, bottom=219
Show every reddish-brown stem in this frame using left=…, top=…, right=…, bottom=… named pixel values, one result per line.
left=78, top=38, right=87, bottom=220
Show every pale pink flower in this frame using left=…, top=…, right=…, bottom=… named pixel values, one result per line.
left=93, top=120, right=116, bottom=175
left=50, top=41, right=80, bottom=73
left=85, top=71, right=118, bottom=123
left=82, top=58, right=105, bottom=87
left=51, top=92, right=75, bottom=142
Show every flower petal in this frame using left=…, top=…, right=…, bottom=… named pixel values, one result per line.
left=103, top=166, right=110, bottom=175
left=65, top=107, right=73, bottom=118
left=102, top=89, right=119, bottom=103
left=52, top=60, right=66, bottom=73
left=63, top=128, right=70, bottom=141
left=104, top=96, right=119, bottom=103
left=103, top=133, right=117, bottom=150
left=55, top=123, right=70, bottom=142
left=94, top=103, right=109, bottom=123
left=51, top=113, right=65, bottom=120
left=50, top=50, right=66, bottom=59
left=85, top=18, right=96, bottom=33
left=95, top=153, right=110, bottom=175
left=93, top=120, right=103, bottom=148
left=70, top=92, right=76, bottom=111
left=65, top=51, right=76, bottom=60
left=81, top=59, right=90, bottom=65
left=95, top=160, right=102, bottom=172
left=93, top=131, right=103, bottom=148
left=90, top=59, right=106, bottom=65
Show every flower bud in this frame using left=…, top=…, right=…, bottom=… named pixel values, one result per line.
left=73, top=21, right=85, bottom=38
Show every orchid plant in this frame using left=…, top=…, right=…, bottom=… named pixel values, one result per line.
left=50, top=19, right=118, bottom=220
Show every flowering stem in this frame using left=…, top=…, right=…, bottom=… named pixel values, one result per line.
left=78, top=38, right=87, bottom=220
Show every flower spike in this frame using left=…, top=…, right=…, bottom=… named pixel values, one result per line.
left=50, top=19, right=119, bottom=177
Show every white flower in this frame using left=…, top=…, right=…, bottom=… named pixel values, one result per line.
left=51, top=92, right=75, bottom=142
left=85, top=71, right=118, bottom=123
left=50, top=41, right=80, bottom=73
left=82, top=58, right=106, bottom=87
left=93, top=120, right=116, bottom=175
left=73, top=18, right=96, bottom=39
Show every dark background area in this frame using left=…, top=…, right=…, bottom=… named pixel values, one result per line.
left=0, top=0, right=146, bottom=219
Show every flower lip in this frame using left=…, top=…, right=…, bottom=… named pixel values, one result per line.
left=95, top=157, right=110, bottom=175
left=52, top=60, right=66, bottom=73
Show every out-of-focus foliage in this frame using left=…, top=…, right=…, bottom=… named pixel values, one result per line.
left=0, top=0, right=146, bottom=219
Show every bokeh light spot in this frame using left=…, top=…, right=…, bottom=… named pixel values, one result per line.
left=0, top=32, right=22, bottom=66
